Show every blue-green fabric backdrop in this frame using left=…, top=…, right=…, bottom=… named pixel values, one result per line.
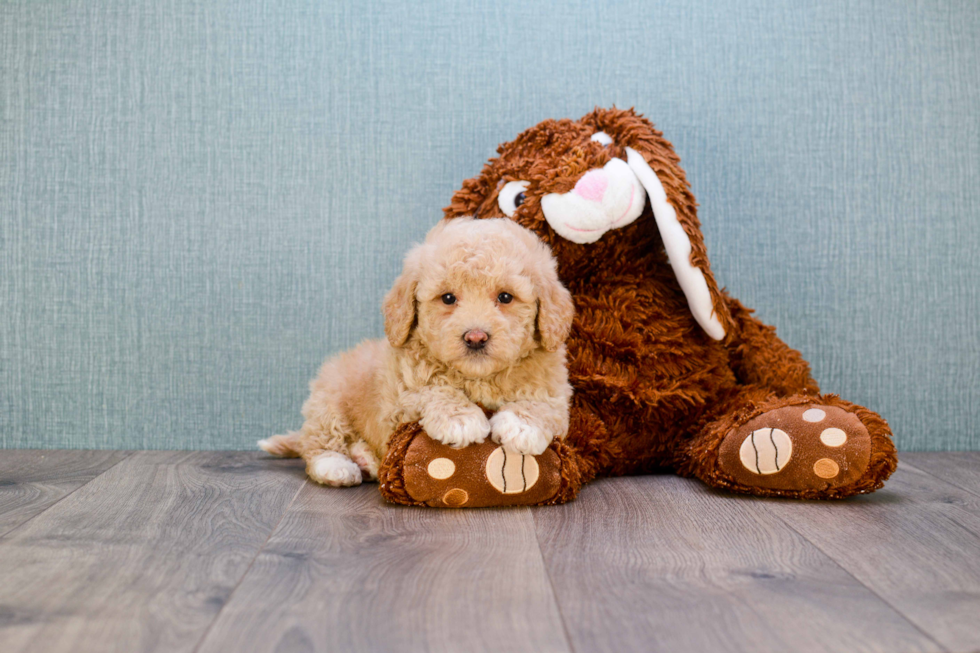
left=2, top=0, right=978, bottom=450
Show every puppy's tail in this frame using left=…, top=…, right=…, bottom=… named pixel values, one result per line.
left=257, top=432, right=302, bottom=458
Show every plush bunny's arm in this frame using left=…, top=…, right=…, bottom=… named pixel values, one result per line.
left=723, top=296, right=819, bottom=396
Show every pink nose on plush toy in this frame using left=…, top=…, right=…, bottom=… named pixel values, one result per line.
left=573, top=170, right=607, bottom=203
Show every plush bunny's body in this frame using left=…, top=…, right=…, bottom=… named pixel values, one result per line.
left=379, top=108, right=896, bottom=507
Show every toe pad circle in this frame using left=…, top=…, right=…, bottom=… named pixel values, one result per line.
left=739, top=428, right=793, bottom=475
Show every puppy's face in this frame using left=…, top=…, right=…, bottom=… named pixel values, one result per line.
left=383, top=219, right=573, bottom=378
left=416, top=263, right=537, bottom=378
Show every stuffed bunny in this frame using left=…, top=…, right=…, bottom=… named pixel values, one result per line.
left=379, top=107, right=896, bottom=507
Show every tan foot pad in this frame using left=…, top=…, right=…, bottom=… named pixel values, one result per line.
left=402, top=435, right=562, bottom=508
left=718, top=404, right=872, bottom=492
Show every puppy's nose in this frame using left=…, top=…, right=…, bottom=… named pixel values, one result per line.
left=573, top=169, right=607, bottom=203
left=463, top=329, right=489, bottom=349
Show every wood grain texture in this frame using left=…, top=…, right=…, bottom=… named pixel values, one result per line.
left=0, top=451, right=305, bottom=653
left=196, top=483, right=571, bottom=653
left=533, top=475, right=940, bottom=653
left=901, top=452, right=980, bottom=497
left=762, top=462, right=980, bottom=653
left=3, top=451, right=980, bottom=653
left=0, top=450, right=131, bottom=537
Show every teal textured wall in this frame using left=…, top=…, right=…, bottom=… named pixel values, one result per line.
left=2, top=0, right=978, bottom=450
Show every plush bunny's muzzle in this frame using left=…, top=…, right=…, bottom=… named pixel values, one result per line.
left=540, top=157, right=646, bottom=244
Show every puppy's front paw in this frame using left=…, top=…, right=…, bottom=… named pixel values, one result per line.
left=490, top=411, right=551, bottom=455
left=307, top=452, right=363, bottom=487
left=422, top=407, right=491, bottom=449
left=349, top=441, right=380, bottom=481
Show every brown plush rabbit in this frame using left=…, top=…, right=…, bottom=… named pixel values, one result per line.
left=379, top=107, right=897, bottom=507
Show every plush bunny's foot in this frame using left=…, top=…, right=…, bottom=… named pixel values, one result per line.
left=378, top=419, right=583, bottom=508
left=720, top=403, right=873, bottom=490
left=689, top=394, right=897, bottom=499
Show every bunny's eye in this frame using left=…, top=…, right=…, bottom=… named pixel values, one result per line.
left=590, top=131, right=613, bottom=146
left=498, top=181, right=530, bottom=217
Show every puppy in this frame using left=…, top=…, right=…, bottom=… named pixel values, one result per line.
left=259, top=218, right=575, bottom=487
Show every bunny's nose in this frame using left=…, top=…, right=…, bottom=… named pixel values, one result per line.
left=463, top=329, right=489, bottom=350
left=573, top=170, right=608, bottom=203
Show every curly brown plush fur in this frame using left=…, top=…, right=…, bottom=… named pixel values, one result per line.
left=379, top=107, right=896, bottom=503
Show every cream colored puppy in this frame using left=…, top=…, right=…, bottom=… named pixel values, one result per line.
left=259, top=218, right=575, bottom=487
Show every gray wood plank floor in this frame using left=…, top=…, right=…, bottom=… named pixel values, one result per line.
left=762, top=461, right=980, bottom=653
left=534, top=475, right=942, bottom=653
left=0, top=450, right=131, bottom=537
left=1, top=451, right=978, bottom=653
left=903, top=452, right=980, bottom=497
left=197, top=484, right=569, bottom=653
left=0, top=452, right=305, bottom=653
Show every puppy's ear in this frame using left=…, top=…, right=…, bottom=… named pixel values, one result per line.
left=534, top=258, right=575, bottom=352
left=383, top=249, right=421, bottom=348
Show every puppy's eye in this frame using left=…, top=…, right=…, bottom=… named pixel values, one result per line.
left=497, top=292, right=513, bottom=304
left=498, top=181, right=530, bottom=218
left=441, top=293, right=456, bottom=305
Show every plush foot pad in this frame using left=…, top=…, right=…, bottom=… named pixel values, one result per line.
left=718, top=404, right=872, bottom=492
left=398, top=434, right=563, bottom=508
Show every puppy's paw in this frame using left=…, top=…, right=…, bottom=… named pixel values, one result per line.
left=490, top=411, right=551, bottom=456
left=422, top=406, right=491, bottom=449
left=307, top=452, right=363, bottom=487
left=349, top=441, right=380, bottom=481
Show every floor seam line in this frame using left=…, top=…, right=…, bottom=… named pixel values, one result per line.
left=760, top=501, right=950, bottom=653
left=0, top=450, right=136, bottom=541
left=191, top=478, right=307, bottom=653
left=900, top=459, right=980, bottom=501
left=531, top=507, right=578, bottom=653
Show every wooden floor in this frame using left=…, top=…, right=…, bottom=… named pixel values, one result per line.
left=1, top=452, right=979, bottom=653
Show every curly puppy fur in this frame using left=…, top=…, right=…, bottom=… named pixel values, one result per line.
left=260, top=218, right=574, bottom=487
left=410, top=106, right=898, bottom=500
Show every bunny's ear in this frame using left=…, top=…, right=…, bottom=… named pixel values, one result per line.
left=580, top=108, right=730, bottom=339
left=624, top=147, right=726, bottom=340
